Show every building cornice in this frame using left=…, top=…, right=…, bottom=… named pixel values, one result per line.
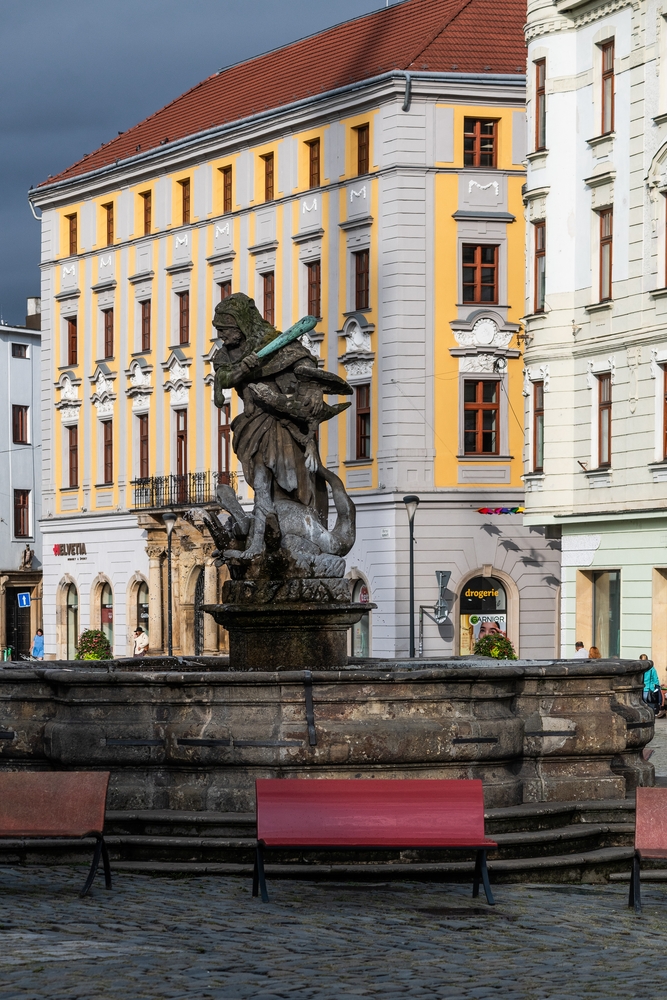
left=29, top=71, right=525, bottom=209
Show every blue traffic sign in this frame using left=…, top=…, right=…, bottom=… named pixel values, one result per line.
left=17, top=593, right=31, bottom=608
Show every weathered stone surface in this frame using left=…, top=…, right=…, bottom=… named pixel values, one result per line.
left=0, top=658, right=654, bottom=812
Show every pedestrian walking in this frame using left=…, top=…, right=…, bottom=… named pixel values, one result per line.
left=640, top=653, right=666, bottom=717
left=31, top=629, right=44, bottom=660
left=133, top=627, right=149, bottom=657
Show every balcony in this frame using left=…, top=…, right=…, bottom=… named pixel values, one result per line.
left=130, top=472, right=236, bottom=510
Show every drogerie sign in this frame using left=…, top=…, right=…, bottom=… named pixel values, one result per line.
left=53, top=543, right=87, bottom=556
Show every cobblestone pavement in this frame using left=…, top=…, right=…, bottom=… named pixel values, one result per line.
left=1, top=868, right=666, bottom=1000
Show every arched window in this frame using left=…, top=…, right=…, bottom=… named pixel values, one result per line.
left=351, top=580, right=370, bottom=657
left=66, top=584, right=78, bottom=659
left=137, top=581, right=149, bottom=631
left=459, top=576, right=507, bottom=655
left=101, top=582, right=113, bottom=648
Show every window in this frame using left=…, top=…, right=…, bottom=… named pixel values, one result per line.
left=66, top=584, right=78, bottom=659
left=355, top=384, right=371, bottom=460
left=137, top=581, right=149, bottom=631
left=13, top=490, right=29, bottom=538
left=12, top=405, right=28, bottom=445
left=67, top=317, right=78, bottom=366
left=220, top=166, right=232, bottom=213
left=307, top=139, right=320, bottom=189
left=263, top=272, right=275, bottom=325
left=103, top=419, right=113, bottom=484
left=103, top=308, right=114, bottom=359
left=356, top=124, right=370, bottom=176
left=354, top=250, right=370, bottom=310
left=176, top=409, right=187, bottom=477
left=219, top=281, right=232, bottom=301
left=307, top=260, right=321, bottom=318
left=218, top=401, right=231, bottom=483
left=139, top=413, right=149, bottom=479
left=601, top=40, right=615, bottom=135
left=593, top=570, right=620, bottom=657
left=535, top=59, right=546, bottom=151
left=100, top=582, right=113, bottom=647
left=464, top=380, right=499, bottom=455
left=599, top=208, right=613, bottom=302
left=103, top=202, right=114, bottom=246
left=462, top=244, right=498, bottom=303
left=464, top=118, right=497, bottom=168
left=68, top=425, right=78, bottom=488
left=598, top=373, right=612, bottom=468
left=66, top=214, right=77, bottom=256
left=141, top=300, right=151, bottom=352
left=179, top=179, right=191, bottom=224
left=141, top=191, right=152, bottom=235
left=534, top=222, right=546, bottom=313
left=533, top=381, right=544, bottom=473
left=178, top=291, right=189, bottom=345
left=262, top=153, right=274, bottom=201
left=459, top=575, right=507, bottom=655
left=12, top=343, right=27, bottom=358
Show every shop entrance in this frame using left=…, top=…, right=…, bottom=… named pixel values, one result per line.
left=6, top=588, right=31, bottom=658
left=459, top=576, right=507, bottom=655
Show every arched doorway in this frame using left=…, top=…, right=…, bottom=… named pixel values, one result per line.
left=194, top=569, right=205, bottom=655
left=351, top=580, right=370, bottom=656
left=137, top=581, right=149, bottom=632
left=101, top=582, right=113, bottom=648
left=459, top=576, right=507, bottom=655
left=66, top=584, right=78, bottom=659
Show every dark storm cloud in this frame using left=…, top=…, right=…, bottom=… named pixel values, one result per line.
left=0, top=0, right=395, bottom=324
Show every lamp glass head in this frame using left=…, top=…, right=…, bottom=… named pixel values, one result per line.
left=162, top=511, right=177, bottom=537
left=402, top=494, right=420, bottom=524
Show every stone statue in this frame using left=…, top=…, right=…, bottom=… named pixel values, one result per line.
left=19, top=544, right=34, bottom=571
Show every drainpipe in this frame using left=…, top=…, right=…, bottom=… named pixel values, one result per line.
left=402, top=72, right=412, bottom=112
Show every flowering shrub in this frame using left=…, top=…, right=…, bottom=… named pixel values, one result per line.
left=76, top=629, right=111, bottom=660
left=474, top=634, right=517, bottom=660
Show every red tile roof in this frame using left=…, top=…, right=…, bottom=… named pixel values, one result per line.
left=40, top=0, right=526, bottom=188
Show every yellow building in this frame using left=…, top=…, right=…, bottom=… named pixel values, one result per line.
left=30, top=0, right=559, bottom=659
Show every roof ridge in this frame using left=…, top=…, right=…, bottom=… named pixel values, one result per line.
left=405, top=0, right=476, bottom=69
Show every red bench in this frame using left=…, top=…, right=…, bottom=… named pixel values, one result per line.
left=253, top=778, right=497, bottom=904
left=0, top=771, right=112, bottom=897
left=630, top=786, right=667, bottom=913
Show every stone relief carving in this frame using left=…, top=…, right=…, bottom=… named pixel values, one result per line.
left=468, top=180, right=499, bottom=196
left=343, top=358, right=374, bottom=380
left=130, top=365, right=151, bottom=389
left=627, top=346, right=640, bottom=414
left=460, top=354, right=497, bottom=374
left=132, top=394, right=151, bottom=412
left=344, top=319, right=372, bottom=354
left=60, top=376, right=78, bottom=401
left=59, top=406, right=80, bottom=424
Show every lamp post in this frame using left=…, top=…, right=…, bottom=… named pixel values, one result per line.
left=162, top=511, right=177, bottom=657
left=402, top=494, right=420, bottom=658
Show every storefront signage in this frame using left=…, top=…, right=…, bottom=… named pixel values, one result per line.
left=53, top=542, right=87, bottom=559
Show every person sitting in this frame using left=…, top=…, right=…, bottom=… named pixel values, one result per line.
left=573, top=641, right=588, bottom=658
left=640, top=654, right=666, bottom=717
left=589, top=646, right=601, bottom=659
left=133, top=627, right=149, bottom=658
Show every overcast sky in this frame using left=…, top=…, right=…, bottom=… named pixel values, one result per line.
left=0, top=0, right=400, bottom=326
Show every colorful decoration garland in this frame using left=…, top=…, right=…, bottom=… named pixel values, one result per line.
left=477, top=507, right=524, bottom=515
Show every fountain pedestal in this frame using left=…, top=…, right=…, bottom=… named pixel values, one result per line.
left=205, top=601, right=372, bottom=670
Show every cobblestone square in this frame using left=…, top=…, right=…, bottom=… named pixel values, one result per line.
left=1, top=867, right=666, bottom=1000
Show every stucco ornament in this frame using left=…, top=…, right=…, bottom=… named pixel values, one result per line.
left=191, top=293, right=356, bottom=601
left=60, top=376, right=78, bottom=401
left=129, top=365, right=151, bottom=389
left=454, top=318, right=513, bottom=350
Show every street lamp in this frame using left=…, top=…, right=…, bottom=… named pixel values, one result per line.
left=162, top=511, right=178, bottom=657
left=402, top=494, right=420, bottom=658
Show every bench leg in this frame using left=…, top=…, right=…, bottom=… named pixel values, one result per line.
left=80, top=835, right=104, bottom=897
left=629, top=852, right=641, bottom=914
left=100, top=836, right=112, bottom=890
left=254, top=844, right=269, bottom=903
left=473, top=850, right=494, bottom=906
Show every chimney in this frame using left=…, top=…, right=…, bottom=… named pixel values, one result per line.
left=25, top=297, right=41, bottom=330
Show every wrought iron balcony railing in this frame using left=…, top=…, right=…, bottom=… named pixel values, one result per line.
left=130, top=471, right=236, bottom=510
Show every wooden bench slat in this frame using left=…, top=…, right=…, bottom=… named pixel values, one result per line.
left=0, top=772, right=109, bottom=838
left=256, top=778, right=497, bottom=848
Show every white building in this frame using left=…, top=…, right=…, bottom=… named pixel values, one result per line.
left=523, top=0, right=667, bottom=668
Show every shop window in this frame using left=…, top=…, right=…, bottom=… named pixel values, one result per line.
left=351, top=580, right=370, bottom=656
left=593, top=570, right=620, bottom=657
left=137, top=581, right=149, bottom=631
left=459, top=576, right=507, bottom=655
left=101, top=582, right=113, bottom=648
left=66, top=584, right=78, bottom=659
